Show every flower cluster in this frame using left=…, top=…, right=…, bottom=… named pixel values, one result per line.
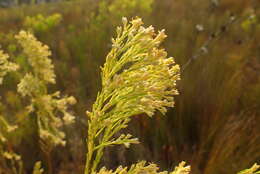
left=101, top=17, right=180, bottom=118
left=15, top=30, right=55, bottom=84
left=96, top=161, right=190, bottom=174
left=85, top=17, right=180, bottom=174
left=15, top=31, right=76, bottom=149
left=32, top=92, right=76, bottom=147
left=0, top=49, right=22, bottom=173
left=17, top=73, right=42, bottom=97
left=0, top=31, right=75, bottom=174
left=0, top=50, right=19, bottom=85
left=170, top=162, right=191, bottom=174
left=0, top=116, right=21, bottom=169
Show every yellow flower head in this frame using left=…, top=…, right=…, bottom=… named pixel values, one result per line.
left=0, top=50, right=19, bottom=85
left=15, top=31, right=55, bottom=84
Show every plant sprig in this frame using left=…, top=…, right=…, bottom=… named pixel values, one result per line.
left=85, top=17, right=180, bottom=174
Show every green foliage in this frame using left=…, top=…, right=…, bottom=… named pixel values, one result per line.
left=97, top=0, right=153, bottom=19
left=24, top=13, right=62, bottom=33
left=107, top=0, right=153, bottom=19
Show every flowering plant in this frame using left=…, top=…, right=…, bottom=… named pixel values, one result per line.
left=0, top=16, right=259, bottom=174
left=84, top=17, right=182, bottom=174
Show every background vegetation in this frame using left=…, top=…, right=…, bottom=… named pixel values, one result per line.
left=0, top=0, right=259, bottom=174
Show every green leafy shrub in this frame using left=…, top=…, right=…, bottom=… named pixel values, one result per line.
left=23, top=13, right=62, bottom=33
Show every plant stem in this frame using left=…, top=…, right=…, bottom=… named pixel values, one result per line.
left=47, top=155, right=52, bottom=174
left=91, top=147, right=103, bottom=174
left=44, top=150, right=52, bottom=174
left=85, top=129, right=95, bottom=174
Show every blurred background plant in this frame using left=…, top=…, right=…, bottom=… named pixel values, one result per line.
left=0, top=0, right=259, bottom=173
left=0, top=48, right=45, bottom=174
left=0, top=30, right=76, bottom=174
left=23, top=13, right=62, bottom=33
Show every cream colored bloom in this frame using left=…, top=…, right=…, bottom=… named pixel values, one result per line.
left=15, top=31, right=55, bottom=84
left=170, top=162, right=191, bottom=174
left=15, top=30, right=76, bottom=149
left=100, top=17, right=180, bottom=117
left=0, top=50, right=19, bottom=85
left=17, top=73, right=42, bottom=97
left=85, top=17, right=181, bottom=174
left=96, top=161, right=189, bottom=174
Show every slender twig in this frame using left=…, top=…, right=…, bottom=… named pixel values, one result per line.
left=181, top=14, right=238, bottom=72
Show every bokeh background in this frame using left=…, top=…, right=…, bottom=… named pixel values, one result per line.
left=0, top=0, right=259, bottom=174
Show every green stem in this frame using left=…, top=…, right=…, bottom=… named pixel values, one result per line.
left=85, top=92, right=109, bottom=174
left=91, top=124, right=114, bottom=173
left=91, top=147, right=104, bottom=174
left=84, top=132, right=95, bottom=174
